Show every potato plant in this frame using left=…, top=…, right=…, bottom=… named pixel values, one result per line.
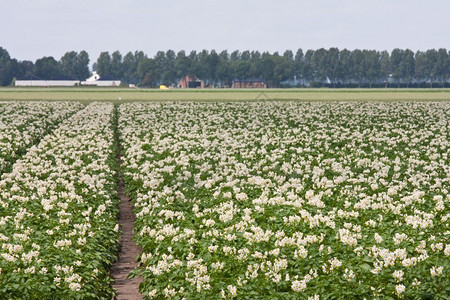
left=0, top=103, right=120, bottom=299
left=119, top=102, right=449, bottom=299
left=0, top=101, right=83, bottom=174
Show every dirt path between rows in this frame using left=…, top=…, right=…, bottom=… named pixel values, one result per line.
left=111, top=149, right=143, bottom=299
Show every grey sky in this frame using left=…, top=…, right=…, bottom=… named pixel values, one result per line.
left=1, top=0, right=449, bottom=64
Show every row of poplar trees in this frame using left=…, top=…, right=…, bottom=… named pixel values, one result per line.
left=1, top=47, right=449, bottom=87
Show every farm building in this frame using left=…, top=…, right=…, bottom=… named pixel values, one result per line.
left=81, top=72, right=121, bottom=87
left=232, top=79, right=266, bottom=88
left=178, top=75, right=204, bottom=89
left=15, top=75, right=80, bottom=87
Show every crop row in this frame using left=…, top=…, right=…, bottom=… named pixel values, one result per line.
left=0, top=103, right=119, bottom=299
left=0, top=101, right=83, bottom=174
left=119, top=102, right=449, bottom=299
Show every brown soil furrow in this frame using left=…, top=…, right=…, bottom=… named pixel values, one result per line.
left=111, top=147, right=142, bottom=299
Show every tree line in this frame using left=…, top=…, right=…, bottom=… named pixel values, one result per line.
left=1, top=46, right=449, bottom=88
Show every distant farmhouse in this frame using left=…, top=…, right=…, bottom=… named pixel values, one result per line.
left=178, top=75, right=204, bottom=89
left=81, top=72, right=121, bottom=87
left=177, top=76, right=265, bottom=89
left=232, top=79, right=266, bottom=88
left=15, top=72, right=121, bottom=87
left=15, top=75, right=79, bottom=87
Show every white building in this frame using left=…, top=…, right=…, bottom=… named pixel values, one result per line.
left=15, top=72, right=121, bottom=87
left=15, top=80, right=80, bottom=87
left=81, top=72, right=121, bottom=87
left=15, top=75, right=80, bottom=87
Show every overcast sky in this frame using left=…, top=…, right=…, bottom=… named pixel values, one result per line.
left=1, top=0, right=449, bottom=64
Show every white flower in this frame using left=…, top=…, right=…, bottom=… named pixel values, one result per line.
left=392, top=270, right=404, bottom=282
left=69, top=282, right=81, bottom=291
left=24, top=266, right=35, bottom=274
left=291, top=280, right=307, bottom=292
left=329, top=257, right=342, bottom=271
left=208, top=244, right=219, bottom=253
left=374, top=233, right=383, bottom=244
left=227, top=285, right=237, bottom=297
left=430, top=266, right=443, bottom=277
left=294, top=246, right=308, bottom=259
left=411, top=278, right=421, bottom=287
left=344, top=268, right=355, bottom=281
left=54, top=277, right=61, bottom=286
left=395, top=284, right=405, bottom=294
left=444, top=244, right=450, bottom=256
left=148, top=289, right=158, bottom=298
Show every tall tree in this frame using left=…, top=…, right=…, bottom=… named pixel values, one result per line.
left=230, top=50, right=240, bottom=62
left=380, top=50, right=390, bottom=88
left=415, top=51, right=427, bottom=87
left=0, top=47, right=14, bottom=85
left=435, top=48, right=449, bottom=87
left=249, top=51, right=261, bottom=79
left=75, top=51, right=90, bottom=80
left=327, top=48, right=340, bottom=87
left=283, top=50, right=294, bottom=61
left=390, top=49, right=404, bottom=87
left=110, top=51, right=123, bottom=79
left=303, top=50, right=314, bottom=83
left=197, top=49, right=210, bottom=82
left=259, top=52, right=275, bottom=86
left=364, top=50, right=381, bottom=88
left=96, top=52, right=112, bottom=77
left=188, top=51, right=199, bottom=77
left=59, top=51, right=90, bottom=80
left=274, top=51, right=294, bottom=86
left=294, top=48, right=304, bottom=85
left=154, top=51, right=167, bottom=84
left=312, top=48, right=328, bottom=86
left=241, top=50, right=251, bottom=61
left=233, top=60, right=251, bottom=81
left=351, top=49, right=365, bottom=87
left=339, top=49, right=352, bottom=85
left=137, top=58, right=160, bottom=87
left=175, top=50, right=190, bottom=79
left=34, top=56, right=61, bottom=80
left=122, top=51, right=140, bottom=84
left=60, top=51, right=78, bottom=79
left=424, top=49, right=438, bottom=87
left=162, top=50, right=177, bottom=85
left=208, top=50, right=220, bottom=83
left=216, top=50, right=232, bottom=86
left=19, top=60, right=34, bottom=78
left=402, top=49, right=415, bottom=87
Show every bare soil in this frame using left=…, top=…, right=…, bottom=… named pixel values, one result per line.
left=111, top=159, right=143, bottom=299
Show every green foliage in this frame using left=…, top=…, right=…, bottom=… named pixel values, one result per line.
left=60, top=50, right=90, bottom=80
left=34, top=56, right=61, bottom=80
left=119, top=101, right=450, bottom=299
left=3, top=45, right=450, bottom=87
left=0, top=103, right=120, bottom=299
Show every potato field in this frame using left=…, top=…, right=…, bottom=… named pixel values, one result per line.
left=0, top=100, right=449, bottom=299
